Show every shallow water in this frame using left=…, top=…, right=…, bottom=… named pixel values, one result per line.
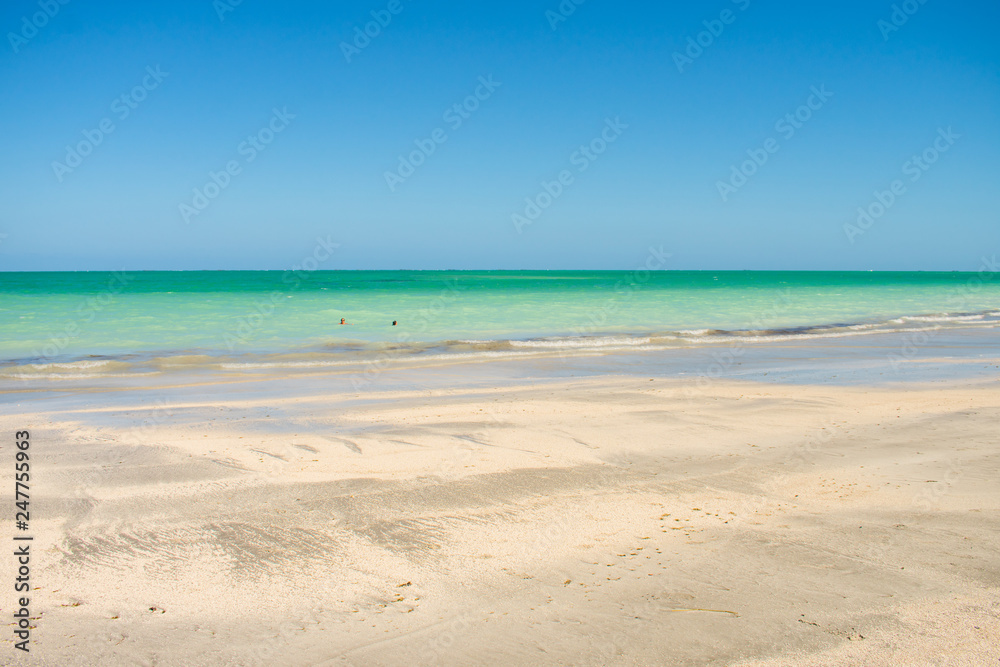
left=1, top=270, right=998, bottom=378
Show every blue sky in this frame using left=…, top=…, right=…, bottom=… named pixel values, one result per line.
left=1, top=0, right=997, bottom=270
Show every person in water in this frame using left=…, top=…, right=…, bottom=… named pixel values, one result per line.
left=340, top=318, right=347, bottom=325
left=392, top=321, right=397, bottom=326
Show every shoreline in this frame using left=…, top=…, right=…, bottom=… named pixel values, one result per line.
left=2, top=324, right=999, bottom=388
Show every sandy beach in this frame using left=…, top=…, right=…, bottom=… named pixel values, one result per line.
left=5, top=0, right=998, bottom=662
left=2, top=348, right=998, bottom=666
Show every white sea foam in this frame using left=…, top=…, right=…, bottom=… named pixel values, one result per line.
left=510, top=336, right=651, bottom=349
left=899, top=313, right=986, bottom=323
left=27, top=359, right=115, bottom=370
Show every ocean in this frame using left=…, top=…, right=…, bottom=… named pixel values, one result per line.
left=1, top=270, right=998, bottom=378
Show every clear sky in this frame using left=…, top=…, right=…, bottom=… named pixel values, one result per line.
left=1, top=0, right=997, bottom=270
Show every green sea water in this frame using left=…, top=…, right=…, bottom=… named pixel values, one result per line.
left=1, top=270, right=998, bottom=373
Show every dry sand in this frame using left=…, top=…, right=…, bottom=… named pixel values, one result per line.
left=1, top=372, right=998, bottom=665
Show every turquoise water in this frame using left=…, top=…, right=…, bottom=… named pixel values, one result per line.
left=1, top=271, right=998, bottom=375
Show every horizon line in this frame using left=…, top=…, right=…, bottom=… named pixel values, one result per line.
left=0, top=268, right=990, bottom=274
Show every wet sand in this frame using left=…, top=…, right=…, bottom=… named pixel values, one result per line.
left=1, top=358, right=998, bottom=665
